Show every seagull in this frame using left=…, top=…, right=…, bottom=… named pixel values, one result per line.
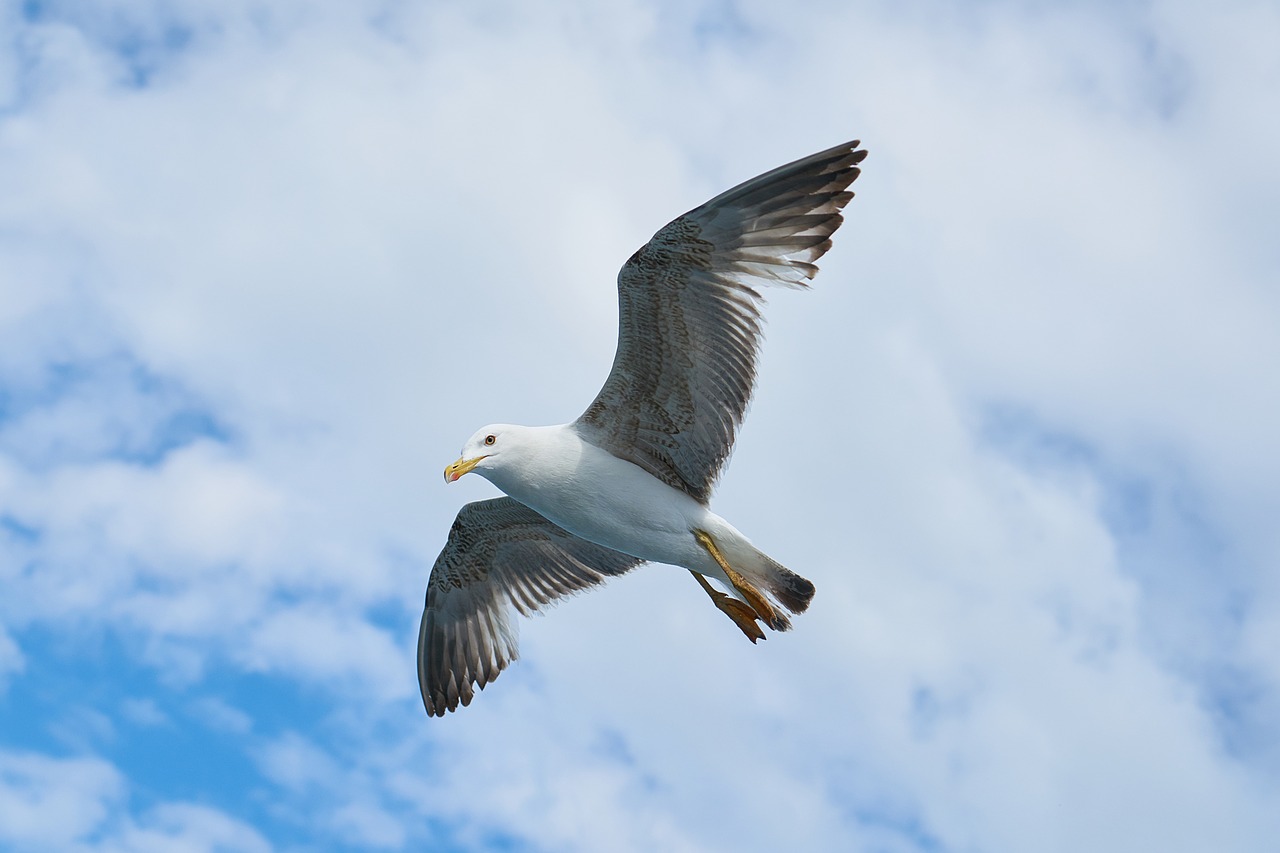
left=419, top=140, right=867, bottom=716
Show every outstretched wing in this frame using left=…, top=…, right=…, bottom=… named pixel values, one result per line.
left=575, top=140, right=867, bottom=503
left=418, top=497, right=642, bottom=716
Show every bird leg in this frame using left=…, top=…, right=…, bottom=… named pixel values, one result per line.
left=692, top=529, right=781, bottom=635
left=689, top=570, right=765, bottom=643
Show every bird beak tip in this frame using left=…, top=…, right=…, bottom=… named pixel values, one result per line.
left=444, top=455, right=487, bottom=484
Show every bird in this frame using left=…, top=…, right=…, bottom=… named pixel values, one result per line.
left=418, top=139, right=867, bottom=716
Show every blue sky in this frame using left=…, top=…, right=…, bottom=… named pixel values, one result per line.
left=3, top=0, right=1280, bottom=850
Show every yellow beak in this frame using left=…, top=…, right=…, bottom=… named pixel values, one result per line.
left=444, top=455, right=486, bottom=483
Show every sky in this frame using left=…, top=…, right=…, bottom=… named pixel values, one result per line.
left=1, top=0, right=1279, bottom=850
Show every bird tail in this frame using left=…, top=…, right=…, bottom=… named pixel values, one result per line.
left=760, top=552, right=816, bottom=616
left=751, top=550, right=815, bottom=629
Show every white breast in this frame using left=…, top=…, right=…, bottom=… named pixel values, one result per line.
left=480, top=424, right=712, bottom=568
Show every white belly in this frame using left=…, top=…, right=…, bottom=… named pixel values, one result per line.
left=480, top=425, right=714, bottom=570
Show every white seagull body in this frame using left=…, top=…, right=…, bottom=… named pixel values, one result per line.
left=453, top=423, right=761, bottom=592
left=420, top=140, right=867, bottom=716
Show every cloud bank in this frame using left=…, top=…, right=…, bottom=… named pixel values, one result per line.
left=2, top=0, right=1278, bottom=850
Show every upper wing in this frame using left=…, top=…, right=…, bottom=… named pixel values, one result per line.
left=418, top=497, right=642, bottom=716
left=575, top=140, right=867, bottom=503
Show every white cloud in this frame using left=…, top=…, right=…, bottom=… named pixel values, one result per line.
left=0, top=747, right=269, bottom=852
left=1, top=0, right=1278, bottom=850
left=255, top=731, right=340, bottom=794
left=119, top=697, right=169, bottom=728
left=238, top=604, right=412, bottom=700
left=0, top=750, right=123, bottom=850
left=186, top=696, right=253, bottom=735
left=101, top=802, right=271, bottom=853
left=253, top=730, right=415, bottom=848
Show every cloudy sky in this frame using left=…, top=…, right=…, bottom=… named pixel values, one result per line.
left=2, top=0, right=1279, bottom=850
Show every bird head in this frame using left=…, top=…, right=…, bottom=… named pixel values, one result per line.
left=444, top=424, right=514, bottom=483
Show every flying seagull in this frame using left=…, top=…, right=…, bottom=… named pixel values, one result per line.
left=419, top=140, right=867, bottom=716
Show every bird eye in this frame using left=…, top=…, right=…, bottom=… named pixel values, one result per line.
left=484, top=434, right=496, bottom=446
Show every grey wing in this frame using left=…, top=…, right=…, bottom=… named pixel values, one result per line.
left=576, top=140, right=867, bottom=503
left=418, top=497, right=643, bottom=716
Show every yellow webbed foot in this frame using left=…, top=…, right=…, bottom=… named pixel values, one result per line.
left=689, top=571, right=766, bottom=643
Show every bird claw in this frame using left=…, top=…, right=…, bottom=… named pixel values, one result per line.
left=689, top=569, right=767, bottom=642
left=711, top=591, right=767, bottom=643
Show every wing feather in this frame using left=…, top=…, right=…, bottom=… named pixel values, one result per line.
left=417, top=497, right=642, bottom=716
left=575, top=140, right=867, bottom=501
